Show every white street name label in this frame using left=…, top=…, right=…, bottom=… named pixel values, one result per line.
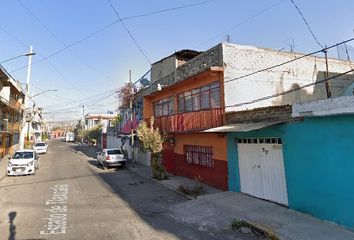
left=40, top=184, right=69, bottom=235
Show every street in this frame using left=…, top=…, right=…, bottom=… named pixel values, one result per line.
left=0, top=140, right=256, bottom=240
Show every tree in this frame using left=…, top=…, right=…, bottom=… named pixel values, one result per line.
left=136, top=117, right=166, bottom=180
left=117, top=82, right=137, bottom=108
left=112, top=114, right=122, bottom=127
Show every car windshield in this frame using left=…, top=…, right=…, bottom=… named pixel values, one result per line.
left=107, top=150, right=122, bottom=155
left=12, top=152, right=34, bottom=159
left=35, top=143, right=46, bottom=147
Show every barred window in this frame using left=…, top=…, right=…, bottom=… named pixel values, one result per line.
left=184, top=145, right=214, bottom=168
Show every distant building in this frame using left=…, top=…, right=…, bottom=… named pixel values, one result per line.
left=84, top=113, right=115, bottom=133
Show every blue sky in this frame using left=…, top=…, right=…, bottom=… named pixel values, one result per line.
left=1, top=0, right=353, bottom=122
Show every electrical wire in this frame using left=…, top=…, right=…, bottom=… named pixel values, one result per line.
left=8, top=0, right=216, bottom=73
left=121, top=0, right=215, bottom=21
left=106, top=0, right=151, bottom=64
left=194, top=0, right=284, bottom=48
left=225, top=69, right=354, bottom=108
left=288, top=0, right=323, bottom=49
left=224, top=38, right=354, bottom=84
left=16, top=0, right=115, bottom=83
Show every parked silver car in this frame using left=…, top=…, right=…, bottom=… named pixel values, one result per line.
left=96, top=148, right=126, bottom=169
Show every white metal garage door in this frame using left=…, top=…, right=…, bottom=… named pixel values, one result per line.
left=237, top=138, right=288, bottom=205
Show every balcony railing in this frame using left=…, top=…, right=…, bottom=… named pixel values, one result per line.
left=138, top=44, right=223, bottom=98
left=9, top=97, right=24, bottom=111
left=154, top=108, right=224, bottom=132
left=0, top=120, right=20, bottom=132
left=7, top=122, right=21, bottom=132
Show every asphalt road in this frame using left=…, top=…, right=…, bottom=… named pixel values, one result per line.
left=0, top=140, right=257, bottom=240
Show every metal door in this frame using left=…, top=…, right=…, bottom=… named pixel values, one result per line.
left=237, top=138, right=288, bottom=205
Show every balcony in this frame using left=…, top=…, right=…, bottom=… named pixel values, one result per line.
left=0, top=120, right=20, bottom=132
left=7, top=122, right=21, bottom=132
left=138, top=44, right=223, bottom=98
left=0, top=119, right=8, bottom=132
left=9, top=97, right=24, bottom=111
left=154, top=108, right=224, bottom=132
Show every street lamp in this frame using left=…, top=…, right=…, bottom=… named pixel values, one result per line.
left=32, top=89, right=58, bottom=99
left=0, top=51, right=36, bottom=64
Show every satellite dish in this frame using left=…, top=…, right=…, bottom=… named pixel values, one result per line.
left=140, top=78, right=150, bottom=87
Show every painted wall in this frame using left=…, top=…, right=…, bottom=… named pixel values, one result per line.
left=227, top=115, right=354, bottom=229
left=172, top=132, right=228, bottom=190
left=143, top=70, right=224, bottom=120
left=222, top=43, right=354, bottom=112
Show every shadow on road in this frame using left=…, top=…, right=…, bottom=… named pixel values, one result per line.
left=8, top=211, right=16, bottom=240
left=67, top=144, right=245, bottom=239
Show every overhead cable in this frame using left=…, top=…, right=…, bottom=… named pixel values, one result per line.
left=224, top=38, right=354, bottom=84
left=289, top=0, right=323, bottom=49
left=106, top=0, right=151, bottom=64
left=225, top=69, right=354, bottom=108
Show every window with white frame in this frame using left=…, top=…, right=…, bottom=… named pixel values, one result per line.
left=154, top=97, right=174, bottom=117
left=177, top=81, right=220, bottom=113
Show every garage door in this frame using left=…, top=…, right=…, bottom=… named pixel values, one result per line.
left=237, top=138, right=288, bottom=205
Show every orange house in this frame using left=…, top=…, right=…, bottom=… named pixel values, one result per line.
left=143, top=48, right=228, bottom=190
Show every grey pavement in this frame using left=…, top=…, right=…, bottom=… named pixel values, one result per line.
left=0, top=140, right=259, bottom=240
left=128, top=158, right=354, bottom=240
left=0, top=153, right=9, bottom=181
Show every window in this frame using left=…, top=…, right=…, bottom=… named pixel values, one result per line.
left=184, top=145, right=214, bottom=168
left=177, top=81, right=220, bottom=113
left=154, top=97, right=174, bottom=117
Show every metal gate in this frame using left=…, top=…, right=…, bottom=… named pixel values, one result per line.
left=237, top=138, right=288, bottom=205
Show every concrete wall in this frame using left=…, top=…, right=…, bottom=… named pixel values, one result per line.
left=227, top=115, right=354, bottom=229
left=151, top=55, right=176, bottom=82
left=222, top=43, right=354, bottom=112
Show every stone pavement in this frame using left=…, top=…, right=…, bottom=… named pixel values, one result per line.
left=128, top=162, right=354, bottom=240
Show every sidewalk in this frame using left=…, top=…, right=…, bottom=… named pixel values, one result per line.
left=0, top=154, right=9, bottom=181
left=128, top=162, right=354, bottom=240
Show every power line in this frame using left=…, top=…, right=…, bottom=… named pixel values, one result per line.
left=16, top=0, right=116, bottom=83
left=121, top=0, right=215, bottom=21
left=224, top=38, right=354, bottom=84
left=225, top=69, right=354, bottom=108
left=288, top=0, right=324, bottom=49
left=195, top=0, right=284, bottom=48
left=9, top=20, right=120, bottom=73
left=8, top=1, right=216, bottom=73
left=106, top=0, right=151, bottom=64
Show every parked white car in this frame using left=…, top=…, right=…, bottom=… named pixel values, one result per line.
left=7, top=150, right=39, bottom=176
left=96, top=148, right=126, bottom=169
left=33, top=142, right=48, bottom=154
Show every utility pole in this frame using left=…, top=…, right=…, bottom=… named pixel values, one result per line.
left=19, top=46, right=34, bottom=149
left=323, top=46, right=332, bottom=98
left=81, top=104, right=85, bottom=143
left=129, top=70, right=135, bottom=167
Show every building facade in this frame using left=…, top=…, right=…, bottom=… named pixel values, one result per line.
left=0, top=65, right=25, bottom=157
left=142, top=42, right=354, bottom=192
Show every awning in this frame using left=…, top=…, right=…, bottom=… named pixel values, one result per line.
left=121, top=119, right=139, bottom=134
left=203, top=121, right=285, bottom=133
